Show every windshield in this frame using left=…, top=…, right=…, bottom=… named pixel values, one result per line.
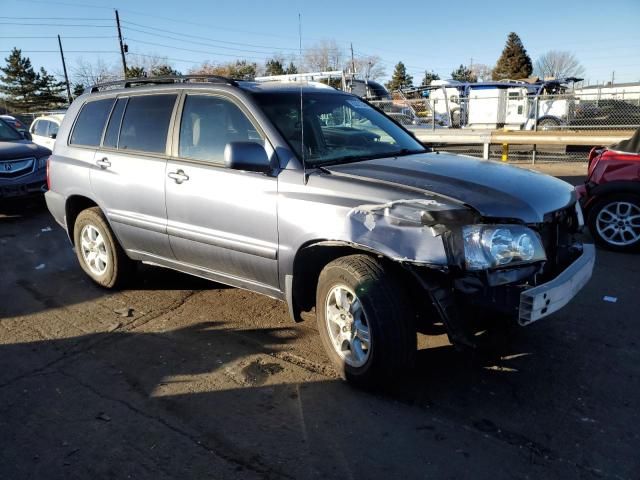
left=0, top=119, right=23, bottom=141
left=252, top=91, right=426, bottom=167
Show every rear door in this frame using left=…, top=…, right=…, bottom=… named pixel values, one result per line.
left=89, top=93, right=178, bottom=259
left=164, top=92, right=279, bottom=290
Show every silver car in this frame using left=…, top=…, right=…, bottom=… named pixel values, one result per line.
left=45, top=76, right=595, bottom=386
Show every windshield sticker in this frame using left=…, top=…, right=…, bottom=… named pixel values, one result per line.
left=346, top=99, right=370, bottom=109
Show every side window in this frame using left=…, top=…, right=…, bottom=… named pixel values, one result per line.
left=178, top=95, right=263, bottom=164
left=103, top=98, right=127, bottom=149
left=49, top=121, right=59, bottom=137
left=70, top=98, right=115, bottom=147
left=34, top=120, right=48, bottom=136
left=118, top=94, right=177, bottom=154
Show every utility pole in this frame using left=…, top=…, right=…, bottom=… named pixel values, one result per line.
left=350, top=43, right=355, bottom=75
left=115, top=9, right=127, bottom=77
left=57, top=34, right=72, bottom=104
left=611, top=70, right=615, bottom=85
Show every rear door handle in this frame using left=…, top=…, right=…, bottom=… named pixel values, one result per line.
left=96, top=157, right=111, bottom=169
left=168, top=169, right=189, bottom=184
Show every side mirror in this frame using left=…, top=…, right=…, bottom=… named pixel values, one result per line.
left=224, top=142, right=271, bottom=173
left=49, top=133, right=57, bottom=139
left=22, top=131, right=32, bottom=141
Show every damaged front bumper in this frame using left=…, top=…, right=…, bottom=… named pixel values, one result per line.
left=518, top=243, right=595, bottom=326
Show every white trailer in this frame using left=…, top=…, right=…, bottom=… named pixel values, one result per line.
left=418, top=79, right=578, bottom=130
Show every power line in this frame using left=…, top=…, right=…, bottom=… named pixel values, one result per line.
left=122, top=26, right=297, bottom=55
left=0, top=16, right=110, bottom=20
left=0, top=50, right=120, bottom=53
left=121, top=21, right=298, bottom=51
left=125, top=38, right=292, bottom=60
left=0, top=35, right=117, bottom=39
left=0, top=22, right=113, bottom=27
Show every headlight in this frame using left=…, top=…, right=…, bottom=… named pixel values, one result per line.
left=37, top=156, right=48, bottom=170
left=462, top=224, right=546, bottom=270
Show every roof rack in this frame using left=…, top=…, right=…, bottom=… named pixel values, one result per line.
left=87, top=75, right=239, bottom=93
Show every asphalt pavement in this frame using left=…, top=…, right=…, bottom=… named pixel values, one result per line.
left=0, top=166, right=638, bottom=479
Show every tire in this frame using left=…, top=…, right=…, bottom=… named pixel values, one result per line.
left=315, top=254, right=416, bottom=387
left=73, top=207, right=135, bottom=288
left=537, top=118, right=560, bottom=131
left=587, top=193, right=640, bottom=252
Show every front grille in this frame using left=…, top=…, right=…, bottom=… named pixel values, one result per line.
left=0, top=157, right=36, bottom=179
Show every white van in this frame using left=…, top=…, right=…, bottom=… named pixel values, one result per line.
left=30, top=114, right=65, bottom=150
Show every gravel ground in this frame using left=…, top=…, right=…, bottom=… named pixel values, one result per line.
left=0, top=165, right=638, bottom=479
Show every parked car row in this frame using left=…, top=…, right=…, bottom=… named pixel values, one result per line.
left=0, top=117, right=50, bottom=199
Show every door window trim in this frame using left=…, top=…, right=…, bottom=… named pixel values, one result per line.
left=170, top=90, right=270, bottom=169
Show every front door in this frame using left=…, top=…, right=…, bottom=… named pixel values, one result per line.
left=165, top=93, right=279, bottom=291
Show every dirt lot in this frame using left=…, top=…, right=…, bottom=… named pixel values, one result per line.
left=1, top=165, right=638, bottom=479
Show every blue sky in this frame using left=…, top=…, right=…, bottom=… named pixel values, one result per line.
left=1, top=0, right=639, bottom=85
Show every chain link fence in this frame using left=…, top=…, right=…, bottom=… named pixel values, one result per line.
left=372, top=89, right=640, bottom=131
left=367, top=87, right=639, bottom=163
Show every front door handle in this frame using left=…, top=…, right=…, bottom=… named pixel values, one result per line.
left=96, top=157, right=111, bottom=169
left=168, top=169, right=189, bottom=184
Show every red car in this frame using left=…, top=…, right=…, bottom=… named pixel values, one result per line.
left=576, top=128, right=640, bottom=252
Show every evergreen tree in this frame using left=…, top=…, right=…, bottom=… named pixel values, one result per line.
left=125, top=65, right=146, bottom=78
left=72, top=83, right=86, bottom=98
left=285, top=62, right=298, bottom=74
left=264, top=59, right=285, bottom=76
left=0, top=48, right=40, bottom=112
left=35, top=67, right=67, bottom=110
left=228, top=60, right=257, bottom=79
left=150, top=64, right=180, bottom=77
left=492, top=32, right=533, bottom=80
left=450, top=64, right=477, bottom=82
left=386, top=61, right=413, bottom=91
left=420, top=70, right=440, bottom=86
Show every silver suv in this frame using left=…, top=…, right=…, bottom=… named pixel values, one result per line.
left=46, top=76, right=595, bottom=386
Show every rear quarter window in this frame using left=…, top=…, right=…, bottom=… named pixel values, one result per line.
left=69, top=98, right=115, bottom=147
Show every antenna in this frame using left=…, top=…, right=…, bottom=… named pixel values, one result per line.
left=298, top=13, right=305, bottom=174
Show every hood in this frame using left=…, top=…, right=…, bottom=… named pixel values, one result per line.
left=0, top=141, right=51, bottom=160
left=324, top=152, right=575, bottom=223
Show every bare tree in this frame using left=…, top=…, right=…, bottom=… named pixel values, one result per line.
left=303, top=39, right=344, bottom=72
left=126, top=53, right=177, bottom=77
left=534, top=51, right=585, bottom=79
left=471, top=64, right=493, bottom=82
left=72, top=57, right=119, bottom=87
left=353, top=55, right=385, bottom=80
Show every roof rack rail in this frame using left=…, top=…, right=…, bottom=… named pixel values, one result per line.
left=87, top=75, right=239, bottom=93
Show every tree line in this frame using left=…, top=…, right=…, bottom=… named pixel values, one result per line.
left=1, top=32, right=586, bottom=113
left=386, top=32, right=585, bottom=91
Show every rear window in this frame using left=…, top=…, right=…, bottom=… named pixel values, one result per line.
left=70, top=98, right=115, bottom=147
left=118, top=94, right=177, bottom=154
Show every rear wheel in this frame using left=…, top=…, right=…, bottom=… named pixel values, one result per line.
left=316, top=254, right=416, bottom=387
left=588, top=193, right=640, bottom=252
left=73, top=207, right=135, bottom=288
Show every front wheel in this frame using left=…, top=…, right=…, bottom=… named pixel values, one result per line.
left=316, top=255, right=416, bottom=387
left=588, top=193, right=640, bottom=252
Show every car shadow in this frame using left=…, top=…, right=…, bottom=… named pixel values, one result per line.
left=0, top=200, right=229, bottom=319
